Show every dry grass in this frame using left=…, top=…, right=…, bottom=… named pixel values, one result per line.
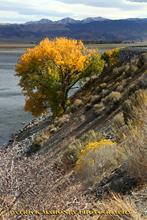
left=121, top=112, right=147, bottom=183
left=93, top=193, right=146, bottom=220
left=120, top=90, right=147, bottom=183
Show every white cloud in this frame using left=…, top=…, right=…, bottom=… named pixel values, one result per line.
left=0, top=0, right=147, bottom=23
left=129, top=0, right=147, bottom=2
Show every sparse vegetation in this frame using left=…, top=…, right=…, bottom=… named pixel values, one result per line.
left=0, top=47, right=147, bottom=219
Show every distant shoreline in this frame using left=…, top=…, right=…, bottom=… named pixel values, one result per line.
left=0, top=41, right=147, bottom=50
left=0, top=43, right=35, bottom=49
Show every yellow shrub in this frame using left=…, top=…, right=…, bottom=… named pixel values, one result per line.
left=75, top=139, right=124, bottom=185
left=102, top=48, right=120, bottom=68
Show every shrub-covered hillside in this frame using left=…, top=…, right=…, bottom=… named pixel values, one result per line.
left=0, top=45, right=147, bottom=219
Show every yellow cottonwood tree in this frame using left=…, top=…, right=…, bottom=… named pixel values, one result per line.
left=16, top=37, right=104, bottom=116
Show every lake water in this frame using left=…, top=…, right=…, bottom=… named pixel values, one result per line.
left=0, top=49, right=32, bottom=145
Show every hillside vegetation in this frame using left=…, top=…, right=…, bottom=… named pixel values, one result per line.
left=0, top=42, right=147, bottom=219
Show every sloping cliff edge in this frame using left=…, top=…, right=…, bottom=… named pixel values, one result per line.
left=0, top=49, right=147, bottom=219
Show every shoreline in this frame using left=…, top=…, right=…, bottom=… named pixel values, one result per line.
left=0, top=43, right=35, bottom=49
left=0, top=41, right=147, bottom=50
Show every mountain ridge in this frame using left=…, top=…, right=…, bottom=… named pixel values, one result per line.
left=0, top=17, right=147, bottom=42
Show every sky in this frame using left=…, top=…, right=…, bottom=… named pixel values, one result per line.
left=0, top=0, right=147, bottom=23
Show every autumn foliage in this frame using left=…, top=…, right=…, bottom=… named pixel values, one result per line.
left=75, top=139, right=116, bottom=172
left=102, top=48, right=120, bottom=68
left=16, top=38, right=104, bottom=116
left=74, top=139, right=124, bottom=185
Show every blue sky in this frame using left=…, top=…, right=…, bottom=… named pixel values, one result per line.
left=0, top=0, right=147, bottom=23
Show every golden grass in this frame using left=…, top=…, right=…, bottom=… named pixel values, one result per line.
left=93, top=193, right=146, bottom=220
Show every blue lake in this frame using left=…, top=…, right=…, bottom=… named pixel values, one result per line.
left=0, top=49, right=32, bottom=145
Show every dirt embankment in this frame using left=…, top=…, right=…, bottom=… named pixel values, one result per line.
left=0, top=49, right=147, bottom=219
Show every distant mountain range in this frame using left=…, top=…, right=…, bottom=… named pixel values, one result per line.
left=25, top=17, right=108, bottom=25
left=0, top=17, right=147, bottom=43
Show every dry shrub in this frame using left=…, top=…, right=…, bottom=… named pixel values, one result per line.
left=104, top=91, right=122, bottom=106
left=80, top=130, right=104, bottom=144
left=75, top=140, right=125, bottom=186
left=90, top=95, right=101, bottom=104
left=116, top=85, right=124, bottom=92
left=130, top=64, right=138, bottom=74
left=71, top=99, right=84, bottom=112
left=73, top=99, right=83, bottom=107
left=122, top=89, right=147, bottom=125
left=33, top=114, right=70, bottom=146
left=113, top=67, right=120, bottom=76
left=120, top=90, right=147, bottom=182
left=93, top=103, right=105, bottom=115
left=62, top=139, right=82, bottom=169
left=121, top=79, right=127, bottom=87
left=94, top=194, right=145, bottom=220
left=112, top=113, right=125, bottom=129
left=121, top=113, right=147, bottom=183
left=101, top=89, right=109, bottom=97
left=62, top=130, right=104, bottom=169
left=124, top=63, right=130, bottom=72
left=33, top=131, right=50, bottom=145
left=54, top=114, right=70, bottom=127
left=99, top=83, right=107, bottom=89
left=85, top=103, right=93, bottom=111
